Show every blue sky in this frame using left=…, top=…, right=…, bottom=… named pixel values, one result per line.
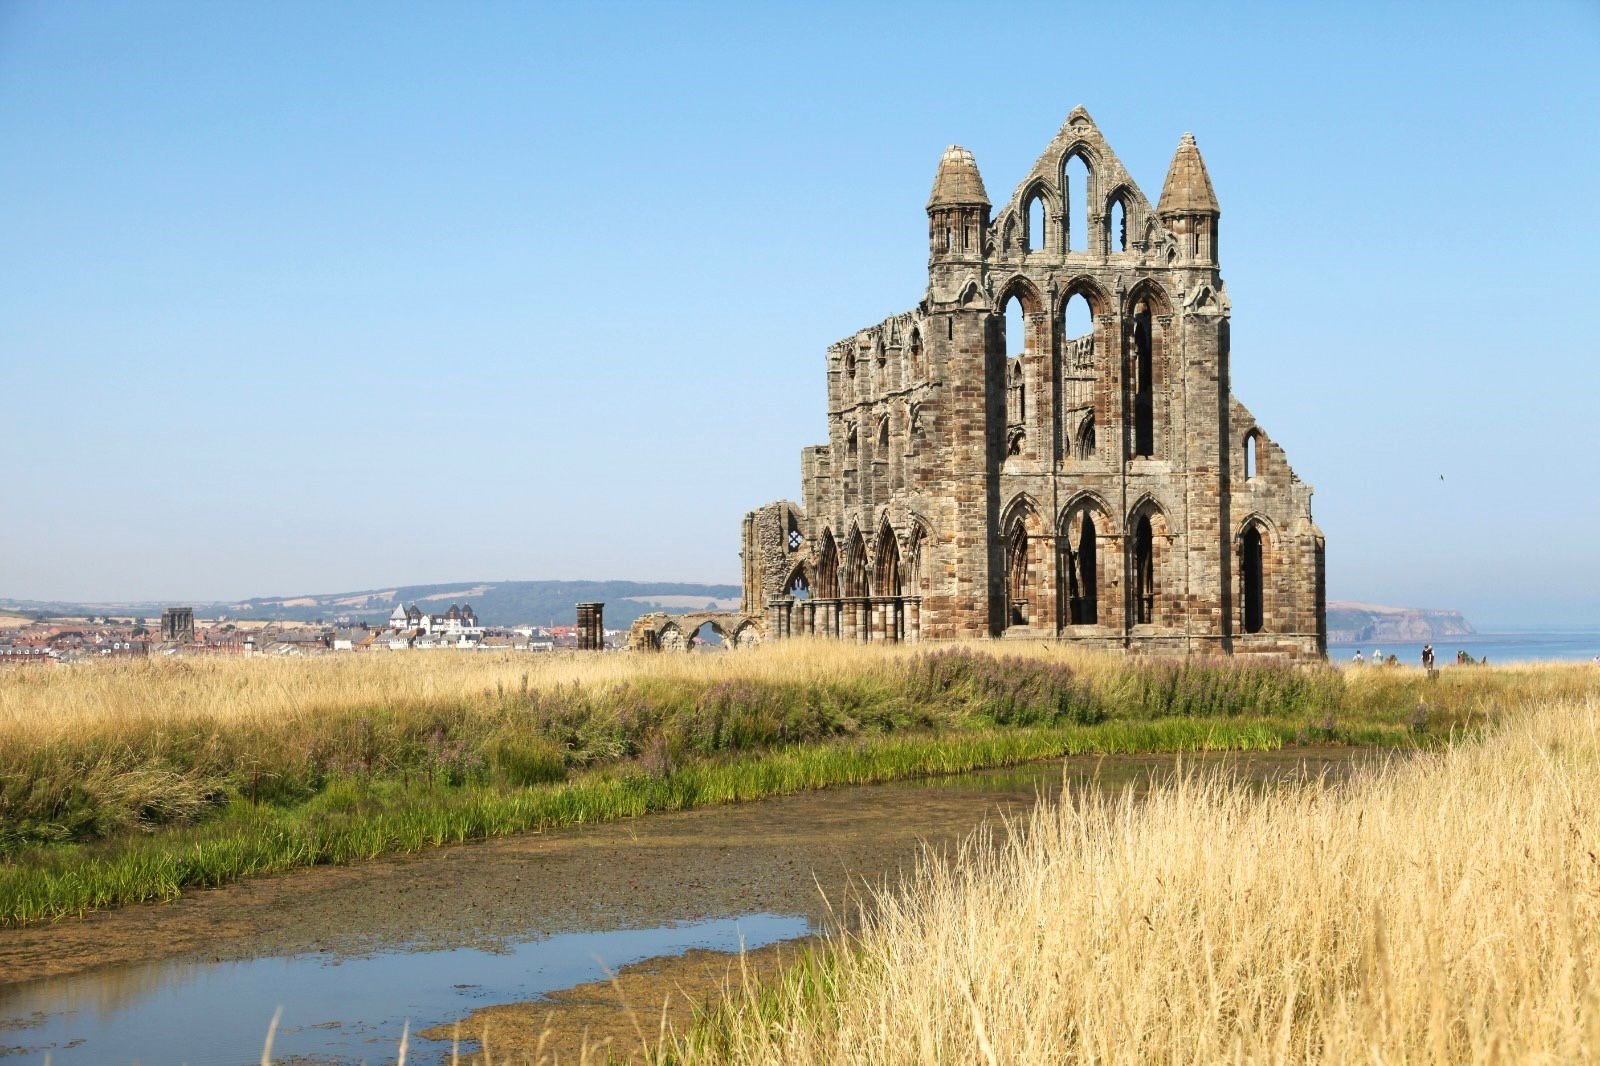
left=2, top=1, right=1597, bottom=625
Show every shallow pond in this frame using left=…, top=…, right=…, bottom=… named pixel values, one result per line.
left=0, top=746, right=1378, bottom=1064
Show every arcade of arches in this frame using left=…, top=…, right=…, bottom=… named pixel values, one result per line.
left=689, top=109, right=1323, bottom=658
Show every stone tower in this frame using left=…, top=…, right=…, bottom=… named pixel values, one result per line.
left=741, top=108, right=1325, bottom=658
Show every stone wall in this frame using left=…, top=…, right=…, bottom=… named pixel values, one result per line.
left=628, top=612, right=763, bottom=652
left=742, top=108, right=1325, bottom=659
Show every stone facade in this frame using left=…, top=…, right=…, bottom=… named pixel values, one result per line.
left=160, top=607, right=195, bottom=644
left=742, top=108, right=1326, bottom=658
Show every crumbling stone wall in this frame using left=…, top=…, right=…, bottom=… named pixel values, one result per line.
left=628, top=612, right=763, bottom=653
left=742, top=108, right=1325, bottom=659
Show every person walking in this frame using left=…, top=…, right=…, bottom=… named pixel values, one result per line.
left=1422, top=644, right=1435, bottom=670
left=1352, top=649, right=1364, bottom=665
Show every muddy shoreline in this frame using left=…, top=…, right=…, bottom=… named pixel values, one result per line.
left=0, top=747, right=1381, bottom=1064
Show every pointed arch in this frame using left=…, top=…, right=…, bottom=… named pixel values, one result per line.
left=1234, top=511, right=1281, bottom=547
left=731, top=621, right=761, bottom=649
left=1074, top=411, right=1096, bottom=459
left=843, top=525, right=870, bottom=599
left=873, top=520, right=902, bottom=598
left=1243, top=427, right=1262, bottom=480
left=994, top=273, right=1044, bottom=316
left=1058, top=492, right=1112, bottom=627
left=1007, top=356, right=1026, bottom=432
left=658, top=622, right=686, bottom=653
left=905, top=515, right=933, bottom=598
left=1057, top=274, right=1112, bottom=319
left=783, top=562, right=811, bottom=600
left=1238, top=518, right=1267, bottom=635
left=1123, top=277, right=1174, bottom=318
left=1000, top=491, right=1041, bottom=533
left=1125, top=279, right=1172, bottom=460
left=1127, top=497, right=1173, bottom=627
left=1062, top=149, right=1093, bottom=252
left=1021, top=179, right=1058, bottom=253
left=815, top=528, right=839, bottom=599
left=1002, top=495, right=1044, bottom=631
left=1000, top=212, right=1019, bottom=253
left=1105, top=184, right=1135, bottom=253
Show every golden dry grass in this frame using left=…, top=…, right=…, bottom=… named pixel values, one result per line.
left=0, top=642, right=1202, bottom=742
left=681, top=688, right=1600, bottom=1063
left=0, top=644, right=905, bottom=741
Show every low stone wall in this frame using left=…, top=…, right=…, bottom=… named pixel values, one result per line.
left=627, top=612, right=764, bottom=652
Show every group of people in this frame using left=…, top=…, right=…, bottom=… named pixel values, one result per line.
left=1349, top=648, right=1401, bottom=667
left=1348, top=644, right=1440, bottom=669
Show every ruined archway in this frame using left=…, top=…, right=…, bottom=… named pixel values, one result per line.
left=658, top=622, right=685, bottom=652
left=815, top=529, right=840, bottom=600
left=843, top=527, right=870, bottom=599
left=1059, top=494, right=1112, bottom=627
left=1241, top=525, right=1264, bottom=634
left=688, top=620, right=727, bottom=650
left=874, top=522, right=902, bottom=598
left=784, top=563, right=811, bottom=600
left=1001, top=495, right=1044, bottom=632
left=1128, top=497, right=1173, bottom=627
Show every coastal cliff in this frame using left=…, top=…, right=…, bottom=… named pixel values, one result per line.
left=1327, top=602, right=1477, bottom=643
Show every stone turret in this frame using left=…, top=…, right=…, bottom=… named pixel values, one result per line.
left=741, top=111, right=1325, bottom=659
left=1157, top=132, right=1220, bottom=265
left=927, top=145, right=989, bottom=271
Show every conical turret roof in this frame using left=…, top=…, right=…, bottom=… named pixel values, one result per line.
left=1157, top=133, right=1220, bottom=216
left=927, top=145, right=990, bottom=209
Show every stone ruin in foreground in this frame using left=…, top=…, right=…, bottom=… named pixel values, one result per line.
left=633, top=107, right=1325, bottom=659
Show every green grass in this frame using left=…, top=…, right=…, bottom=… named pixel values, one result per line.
left=2, top=715, right=1373, bottom=927
left=6, top=647, right=1574, bottom=926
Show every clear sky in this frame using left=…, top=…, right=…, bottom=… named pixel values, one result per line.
left=2, top=1, right=1597, bottom=626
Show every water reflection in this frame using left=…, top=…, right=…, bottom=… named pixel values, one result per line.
left=0, top=913, right=807, bottom=1065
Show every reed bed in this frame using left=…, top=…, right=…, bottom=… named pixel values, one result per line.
left=675, top=688, right=1600, bottom=1064
left=3, top=644, right=1586, bottom=927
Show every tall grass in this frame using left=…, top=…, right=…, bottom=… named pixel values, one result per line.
left=674, top=689, right=1600, bottom=1063
left=4, top=645, right=1585, bottom=927
left=4, top=644, right=1556, bottom=853
left=0, top=718, right=1294, bottom=926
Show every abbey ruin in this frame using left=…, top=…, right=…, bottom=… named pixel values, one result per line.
left=634, top=108, right=1325, bottom=658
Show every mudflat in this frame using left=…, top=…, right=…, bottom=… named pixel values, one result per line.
left=0, top=746, right=1377, bottom=1061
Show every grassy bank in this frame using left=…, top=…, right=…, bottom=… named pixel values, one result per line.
left=0, top=717, right=1287, bottom=926
left=673, top=688, right=1600, bottom=1064
left=2, top=644, right=1586, bottom=926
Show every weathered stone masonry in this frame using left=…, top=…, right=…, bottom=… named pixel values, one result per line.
left=741, top=107, right=1325, bottom=658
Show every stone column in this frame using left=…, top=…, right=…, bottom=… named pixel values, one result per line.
left=841, top=599, right=857, bottom=642
left=576, top=602, right=605, bottom=651
left=906, top=597, right=922, bottom=643
left=858, top=599, right=871, bottom=643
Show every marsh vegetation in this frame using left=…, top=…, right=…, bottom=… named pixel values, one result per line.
left=1, top=645, right=1581, bottom=927
left=674, top=675, right=1600, bottom=1064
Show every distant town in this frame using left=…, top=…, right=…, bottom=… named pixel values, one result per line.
left=0, top=601, right=627, bottom=664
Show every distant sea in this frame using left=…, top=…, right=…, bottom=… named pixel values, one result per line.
left=1330, top=629, right=1600, bottom=666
